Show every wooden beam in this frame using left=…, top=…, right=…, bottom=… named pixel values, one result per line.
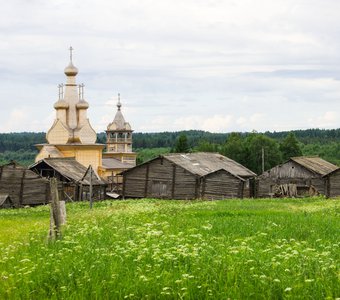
left=144, top=164, right=150, bottom=198
left=201, top=177, right=206, bottom=199
left=171, top=164, right=176, bottom=198
left=239, top=181, right=244, bottom=199
left=19, top=170, right=27, bottom=206
left=49, top=177, right=62, bottom=240
left=122, top=174, right=126, bottom=199
left=194, top=176, right=200, bottom=199
left=45, top=182, right=50, bottom=204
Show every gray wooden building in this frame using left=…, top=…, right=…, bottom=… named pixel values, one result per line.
left=256, top=156, right=339, bottom=197
left=122, top=153, right=256, bottom=200
left=0, top=161, right=50, bottom=207
left=30, top=158, right=107, bottom=201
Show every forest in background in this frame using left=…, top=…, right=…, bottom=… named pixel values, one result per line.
left=1, top=129, right=340, bottom=173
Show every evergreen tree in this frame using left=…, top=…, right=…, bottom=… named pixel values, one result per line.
left=280, top=132, right=302, bottom=161
left=195, top=140, right=219, bottom=153
left=244, top=133, right=282, bottom=174
left=221, top=132, right=246, bottom=164
left=174, top=134, right=190, bottom=153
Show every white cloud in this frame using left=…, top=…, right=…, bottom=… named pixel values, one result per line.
left=308, top=111, right=338, bottom=128
left=1, top=0, right=340, bottom=133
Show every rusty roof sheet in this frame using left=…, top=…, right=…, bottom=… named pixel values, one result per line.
left=164, top=152, right=256, bottom=177
left=291, top=156, right=339, bottom=176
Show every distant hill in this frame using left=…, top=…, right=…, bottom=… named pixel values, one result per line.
left=2, top=129, right=340, bottom=167
left=2, top=128, right=340, bottom=152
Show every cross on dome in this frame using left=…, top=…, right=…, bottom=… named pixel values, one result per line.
left=117, top=93, right=122, bottom=111
left=69, top=46, right=74, bottom=62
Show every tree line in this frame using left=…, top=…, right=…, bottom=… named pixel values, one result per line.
left=174, top=132, right=302, bottom=174
left=1, top=129, right=340, bottom=171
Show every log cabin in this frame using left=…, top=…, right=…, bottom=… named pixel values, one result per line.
left=30, top=158, right=106, bottom=201
left=256, top=156, right=339, bottom=197
left=0, top=161, right=50, bottom=207
left=122, top=152, right=256, bottom=200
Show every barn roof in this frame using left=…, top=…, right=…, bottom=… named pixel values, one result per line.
left=102, top=158, right=134, bottom=170
left=30, top=158, right=105, bottom=186
left=290, top=156, right=338, bottom=176
left=164, top=152, right=256, bottom=178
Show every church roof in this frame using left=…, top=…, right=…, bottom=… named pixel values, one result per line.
left=64, top=61, right=78, bottom=76
left=107, top=94, right=132, bottom=131
left=47, top=47, right=97, bottom=145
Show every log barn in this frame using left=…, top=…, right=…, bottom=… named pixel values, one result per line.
left=122, top=152, right=256, bottom=200
left=30, top=158, right=107, bottom=201
left=0, top=161, right=50, bottom=207
left=256, top=156, right=339, bottom=197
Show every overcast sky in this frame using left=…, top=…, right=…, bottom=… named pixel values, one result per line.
left=1, top=0, right=340, bottom=133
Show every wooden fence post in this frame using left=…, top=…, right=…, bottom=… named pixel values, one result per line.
left=89, top=166, right=93, bottom=209
left=49, top=178, right=66, bottom=240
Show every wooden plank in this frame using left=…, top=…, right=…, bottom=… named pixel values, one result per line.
left=171, top=164, right=176, bottom=199
left=19, top=169, right=27, bottom=206
left=194, top=176, right=199, bottom=199
left=144, top=164, right=149, bottom=198
left=239, top=181, right=244, bottom=198
left=201, top=177, right=207, bottom=199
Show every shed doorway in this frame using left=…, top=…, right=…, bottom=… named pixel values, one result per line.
left=151, top=181, right=169, bottom=198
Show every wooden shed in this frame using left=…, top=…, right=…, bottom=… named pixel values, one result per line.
left=0, top=194, right=14, bottom=209
left=29, top=158, right=107, bottom=201
left=0, top=161, right=50, bottom=207
left=323, top=168, right=340, bottom=198
left=122, top=153, right=256, bottom=200
left=256, top=156, right=339, bottom=198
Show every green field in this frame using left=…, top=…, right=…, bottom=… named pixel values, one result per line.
left=0, top=198, right=339, bottom=299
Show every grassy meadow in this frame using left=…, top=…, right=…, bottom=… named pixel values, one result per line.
left=0, top=198, right=339, bottom=299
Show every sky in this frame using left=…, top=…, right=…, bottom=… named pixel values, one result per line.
left=1, top=0, right=340, bottom=134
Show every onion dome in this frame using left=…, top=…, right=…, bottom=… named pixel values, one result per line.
left=64, top=62, right=78, bottom=77
left=76, top=100, right=89, bottom=109
left=54, top=100, right=69, bottom=109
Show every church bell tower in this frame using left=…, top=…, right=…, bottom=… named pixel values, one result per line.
left=103, top=94, right=136, bottom=165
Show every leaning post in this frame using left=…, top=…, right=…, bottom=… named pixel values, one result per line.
left=49, top=177, right=62, bottom=240
left=89, top=165, right=93, bottom=209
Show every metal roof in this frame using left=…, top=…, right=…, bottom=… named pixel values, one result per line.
left=164, top=152, right=256, bottom=178
left=290, top=156, right=339, bottom=176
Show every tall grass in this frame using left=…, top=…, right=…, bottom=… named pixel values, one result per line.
left=0, top=198, right=339, bottom=299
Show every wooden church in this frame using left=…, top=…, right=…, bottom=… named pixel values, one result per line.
left=35, top=48, right=104, bottom=172
left=34, top=48, right=136, bottom=192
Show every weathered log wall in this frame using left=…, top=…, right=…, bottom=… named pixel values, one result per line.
left=326, top=169, right=340, bottom=198
left=0, top=163, right=50, bottom=207
left=202, top=170, right=243, bottom=199
left=123, top=158, right=251, bottom=200
left=123, top=158, right=197, bottom=199
left=256, top=161, right=326, bottom=197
